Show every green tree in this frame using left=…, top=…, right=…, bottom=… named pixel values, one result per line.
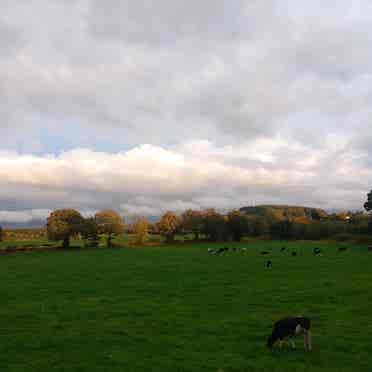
left=226, top=210, right=249, bottom=241
left=270, top=219, right=294, bottom=239
left=157, top=211, right=181, bottom=242
left=181, top=209, right=204, bottom=240
left=201, top=209, right=228, bottom=242
left=364, top=190, right=372, bottom=232
left=364, top=190, right=372, bottom=211
left=250, top=216, right=270, bottom=237
left=46, top=209, right=84, bottom=249
left=81, top=217, right=100, bottom=248
left=95, top=210, right=125, bottom=247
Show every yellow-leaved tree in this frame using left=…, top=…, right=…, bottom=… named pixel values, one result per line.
left=157, top=211, right=181, bottom=243
left=95, top=210, right=125, bottom=247
left=46, top=209, right=84, bottom=249
left=132, top=216, right=150, bottom=245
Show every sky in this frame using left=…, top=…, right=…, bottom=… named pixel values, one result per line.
left=1, top=0, right=372, bottom=224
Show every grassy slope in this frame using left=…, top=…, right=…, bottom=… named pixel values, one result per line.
left=0, top=240, right=371, bottom=372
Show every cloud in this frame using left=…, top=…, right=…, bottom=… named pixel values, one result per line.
left=1, top=1, right=372, bottom=222
left=87, top=0, right=246, bottom=45
left=0, top=139, right=371, bottom=223
left=0, top=209, right=51, bottom=224
left=2, top=0, right=372, bottom=149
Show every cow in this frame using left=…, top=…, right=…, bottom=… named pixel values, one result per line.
left=313, top=247, right=322, bottom=256
left=266, top=260, right=272, bottom=268
left=267, top=317, right=312, bottom=351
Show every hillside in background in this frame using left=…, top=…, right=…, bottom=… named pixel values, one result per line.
left=239, top=205, right=329, bottom=221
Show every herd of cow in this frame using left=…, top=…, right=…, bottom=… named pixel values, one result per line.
left=206, top=243, right=372, bottom=351
left=207, top=244, right=372, bottom=260
left=207, top=243, right=372, bottom=351
left=207, top=246, right=247, bottom=255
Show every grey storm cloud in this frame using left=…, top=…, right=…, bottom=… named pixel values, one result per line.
left=0, top=0, right=372, bottom=222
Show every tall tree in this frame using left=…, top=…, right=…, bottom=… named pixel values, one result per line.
left=364, top=190, right=372, bottom=232
left=201, top=209, right=228, bottom=242
left=95, top=210, right=125, bottom=247
left=46, top=209, right=84, bottom=249
left=157, top=211, right=181, bottom=242
left=0, top=225, right=3, bottom=242
left=270, top=219, right=294, bottom=239
left=181, top=209, right=203, bottom=240
left=226, top=210, right=249, bottom=241
left=250, top=216, right=270, bottom=237
left=81, top=217, right=100, bottom=248
left=132, top=216, right=150, bottom=245
left=364, top=190, right=372, bottom=212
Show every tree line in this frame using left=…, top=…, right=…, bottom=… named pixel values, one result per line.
left=45, top=193, right=372, bottom=248
left=1, top=190, right=371, bottom=248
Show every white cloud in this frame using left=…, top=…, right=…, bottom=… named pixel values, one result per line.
left=0, top=209, right=51, bottom=224
left=2, top=0, right=372, bottom=148
left=1, top=1, right=372, bottom=222
left=0, top=139, right=371, bottom=223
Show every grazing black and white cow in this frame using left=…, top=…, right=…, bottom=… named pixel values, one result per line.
left=291, top=251, right=297, bottom=256
left=313, top=247, right=322, bottom=256
left=265, top=260, right=272, bottom=268
left=280, top=246, right=286, bottom=252
left=338, top=247, right=347, bottom=252
left=213, top=247, right=228, bottom=255
left=267, top=317, right=312, bottom=351
left=261, top=251, right=270, bottom=255
left=209, top=247, right=224, bottom=255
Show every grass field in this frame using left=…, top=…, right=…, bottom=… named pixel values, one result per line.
left=0, top=240, right=372, bottom=372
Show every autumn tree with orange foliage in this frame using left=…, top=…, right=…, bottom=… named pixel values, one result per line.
left=133, top=216, right=150, bottom=245
left=46, top=209, right=84, bottom=249
left=293, top=216, right=311, bottom=225
left=157, top=211, right=181, bottom=242
left=95, top=210, right=125, bottom=247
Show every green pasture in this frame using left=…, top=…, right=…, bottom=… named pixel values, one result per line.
left=0, top=240, right=371, bottom=371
